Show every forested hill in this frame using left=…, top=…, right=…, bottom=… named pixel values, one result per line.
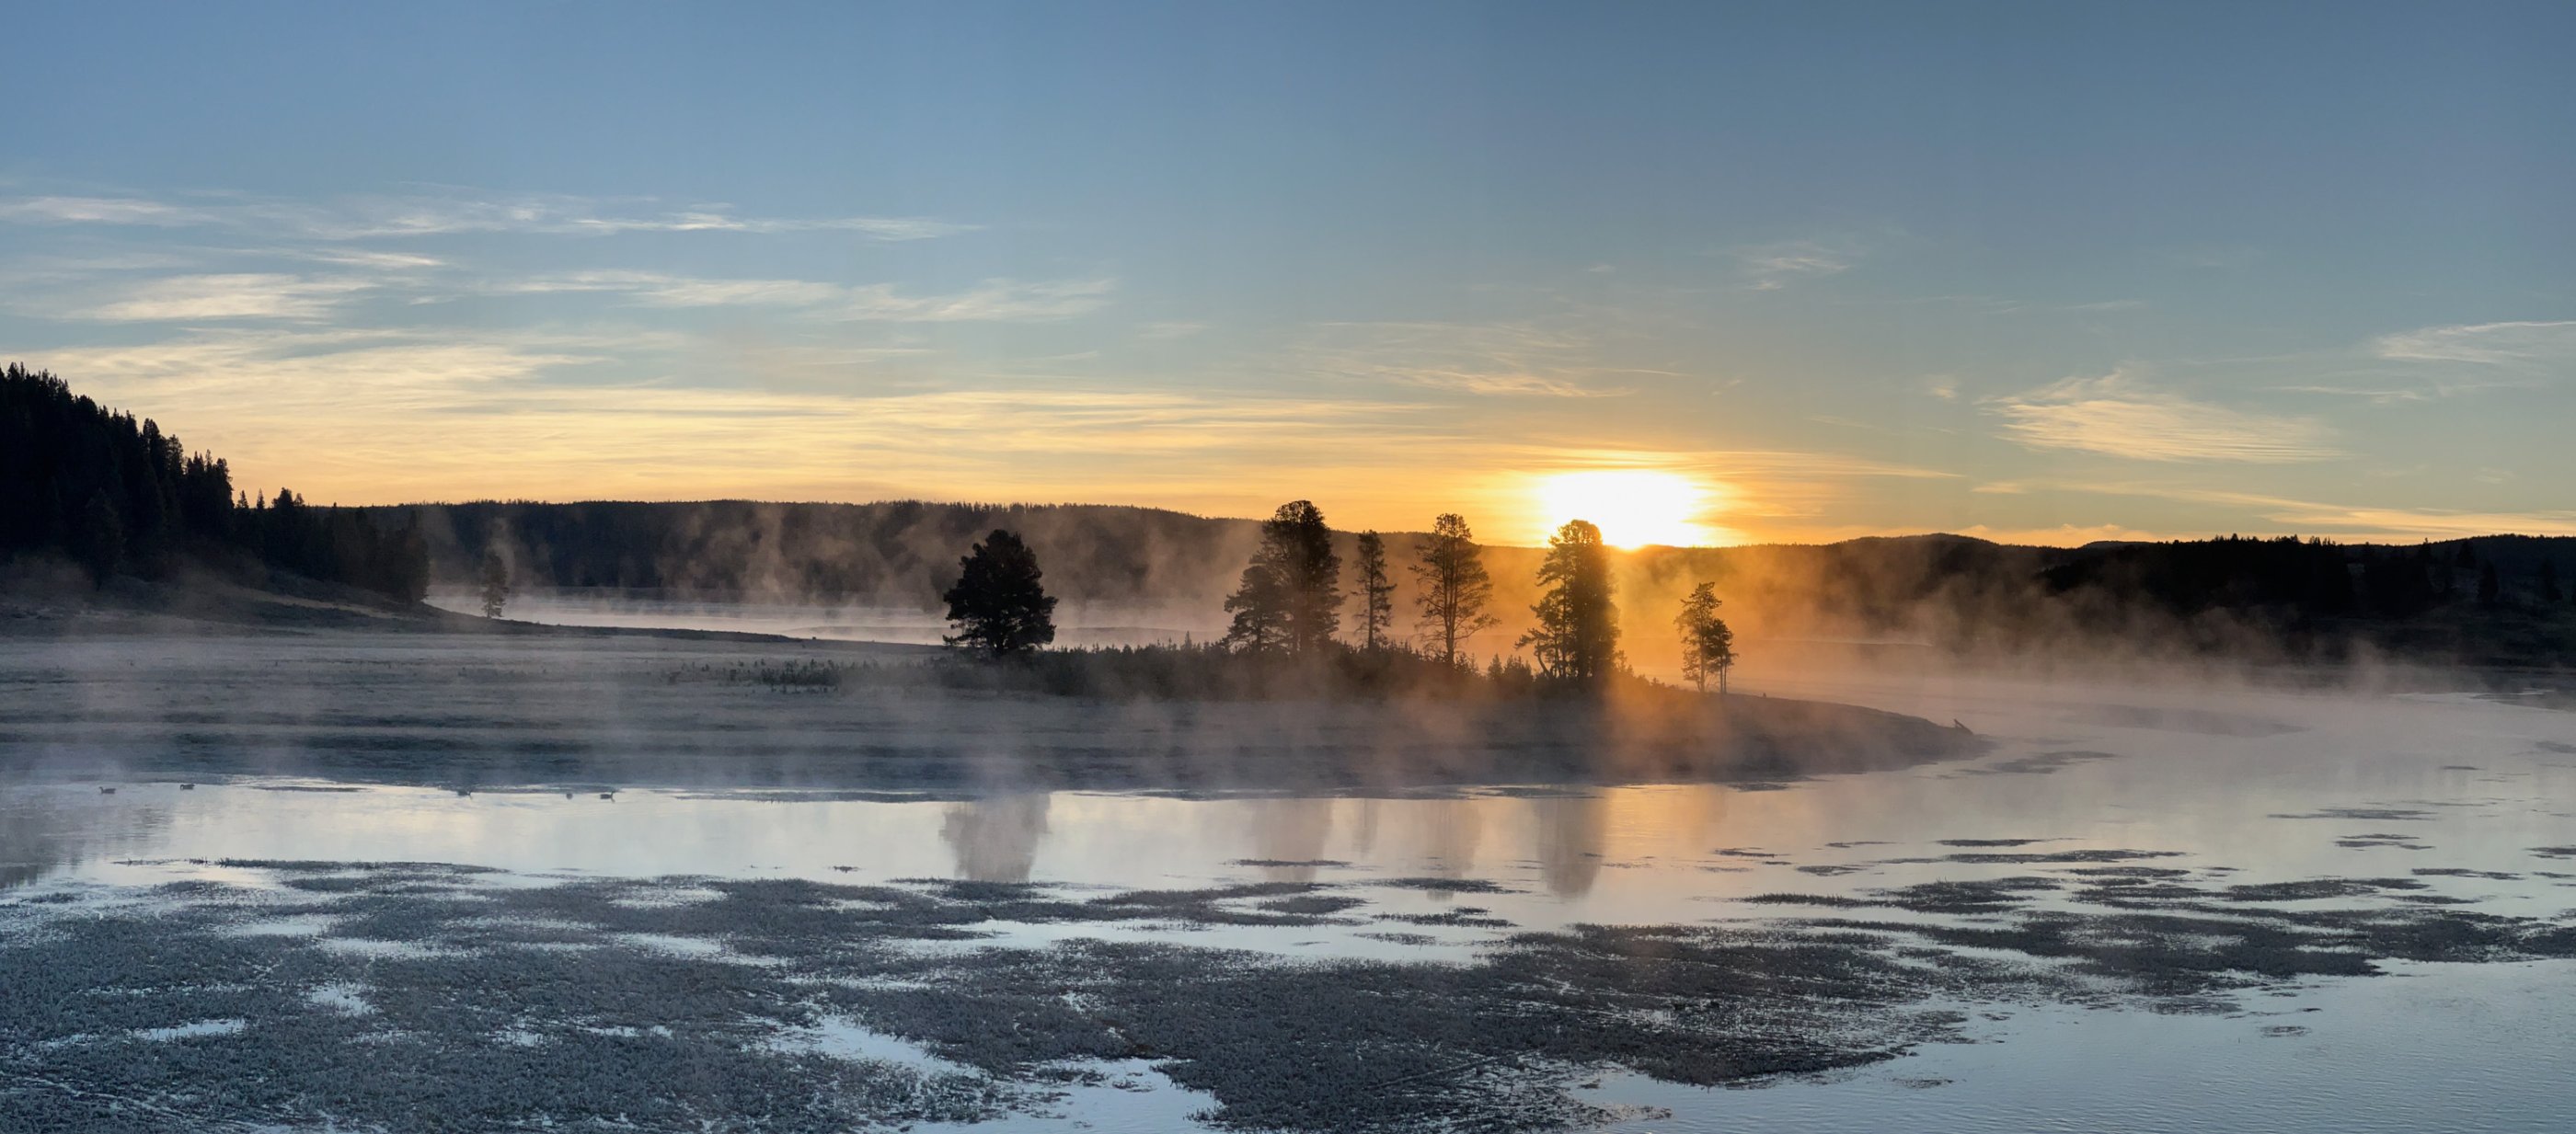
left=368, top=498, right=2576, bottom=665
left=0, top=365, right=428, bottom=600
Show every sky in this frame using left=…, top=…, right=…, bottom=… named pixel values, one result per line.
left=6, top=1, right=2573, bottom=547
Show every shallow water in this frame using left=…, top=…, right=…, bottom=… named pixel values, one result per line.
left=6, top=668, right=2574, bottom=1131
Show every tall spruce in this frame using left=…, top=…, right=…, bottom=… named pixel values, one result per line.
left=941, top=529, right=1059, bottom=658
left=1520, top=519, right=1621, bottom=682
left=1223, top=500, right=1340, bottom=654
left=1411, top=512, right=1498, bottom=667
left=1351, top=531, right=1396, bottom=650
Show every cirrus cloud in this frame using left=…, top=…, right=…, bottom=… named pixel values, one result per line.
left=1986, top=370, right=2342, bottom=464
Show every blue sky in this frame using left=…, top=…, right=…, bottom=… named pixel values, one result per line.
left=6, top=1, right=2572, bottom=544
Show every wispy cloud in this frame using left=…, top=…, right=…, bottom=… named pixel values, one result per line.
left=69, top=273, right=382, bottom=322
left=1299, top=321, right=1639, bottom=398
left=1986, top=369, right=2342, bottom=463
left=491, top=270, right=1115, bottom=322
left=0, top=189, right=974, bottom=243
left=0, top=195, right=215, bottom=226
left=2370, top=320, right=2576, bottom=367
left=1733, top=239, right=1854, bottom=292
left=844, top=278, right=1115, bottom=322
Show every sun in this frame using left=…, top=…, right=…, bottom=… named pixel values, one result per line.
left=1534, top=470, right=1715, bottom=548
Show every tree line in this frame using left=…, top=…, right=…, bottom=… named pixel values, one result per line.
left=0, top=365, right=428, bottom=600
left=942, top=498, right=1734, bottom=693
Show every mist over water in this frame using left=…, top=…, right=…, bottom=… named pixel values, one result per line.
left=6, top=595, right=2573, bottom=1132
left=8, top=650, right=2576, bottom=1128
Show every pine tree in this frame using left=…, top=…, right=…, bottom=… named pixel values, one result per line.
left=1520, top=520, right=1621, bottom=682
left=1674, top=581, right=1736, bottom=693
left=941, top=529, right=1059, bottom=658
left=1222, top=500, right=1340, bottom=654
left=1411, top=512, right=1498, bottom=667
left=1351, top=531, right=1396, bottom=650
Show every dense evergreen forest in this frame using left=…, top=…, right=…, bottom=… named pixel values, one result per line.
left=0, top=365, right=428, bottom=600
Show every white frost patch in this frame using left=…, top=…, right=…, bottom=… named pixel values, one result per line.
left=223, top=913, right=344, bottom=937
left=306, top=983, right=375, bottom=1015
left=133, top=1019, right=247, bottom=1041
left=767, top=1014, right=976, bottom=1077
left=607, top=887, right=729, bottom=909
left=610, top=932, right=727, bottom=957
left=316, top=937, right=463, bottom=959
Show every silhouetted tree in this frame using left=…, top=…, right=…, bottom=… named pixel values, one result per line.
left=941, top=529, right=1059, bottom=658
left=1520, top=519, right=1621, bottom=682
left=2541, top=560, right=2563, bottom=604
left=1674, top=582, right=1736, bottom=693
left=1220, top=558, right=1292, bottom=652
left=478, top=548, right=512, bottom=618
left=1411, top=512, right=1498, bottom=667
left=2478, top=562, right=2501, bottom=607
left=1351, top=531, right=1395, bottom=650
left=1222, top=500, right=1340, bottom=654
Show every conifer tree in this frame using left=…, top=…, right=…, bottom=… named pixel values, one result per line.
left=1351, top=531, right=1396, bottom=650
left=1411, top=513, right=1498, bottom=667
left=1674, top=582, right=1736, bottom=693
left=1223, top=500, right=1340, bottom=654
left=1520, top=520, right=1621, bottom=682
left=942, top=529, right=1059, bottom=658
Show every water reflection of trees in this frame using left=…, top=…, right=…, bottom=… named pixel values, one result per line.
left=939, top=794, right=1052, bottom=883
left=1411, top=797, right=1484, bottom=901
left=1244, top=796, right=1334, bottom=881
left=1530, top=794, right=1606, bottom=898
